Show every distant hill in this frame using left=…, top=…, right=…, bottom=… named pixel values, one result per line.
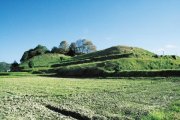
left=0, top=62, right=10, bottom=72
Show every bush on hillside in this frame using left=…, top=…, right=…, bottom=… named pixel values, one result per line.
left=114, top=70, right=180, bottom=77
left=11, top=61, right=21, bottom=72
left=171, top=55, right=177, bottom=60
left=57, top=66, right=109, bottom=77
left=28, top=61, right=34, bottom=68
left=20, top=45, right=49, bottom=62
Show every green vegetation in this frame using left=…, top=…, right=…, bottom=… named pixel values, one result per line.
left=10, top=61, right=21, bottom=72
left=20, top=45, right=49, bottom=62
left=19, top=45, right=180, bottom=77
left=142, top=100, right=180, bottom=120
left=0, top=72, right=34, bottom=78
left=19, top=39, right=97, bottom=65
left=73, top=45, right=155, bottom=60
left=56, top=58, right=180, bottom=76
left=0, top=62, right=10, bottom=72
left=0, top=76, right=179, bottom=119
left=1, top=44, right=180, bottom=119
left=20, top=53, right=71, bottom=69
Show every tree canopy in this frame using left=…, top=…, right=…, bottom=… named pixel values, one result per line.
left=51, top=39, right=96, bottom=56
left=21, top=39, right=97, bottom=63
left=10, top=61, right=21, bottom=72
left=20, top=45, right=49, bottom=62
left=75, top=39, right=97, bottom=54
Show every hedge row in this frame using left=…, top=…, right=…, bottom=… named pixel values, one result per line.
left=0, top=72, right=10, bottom=76
left=115, top=70, right=180, bottom=77
left=56, top=68, right=180, bottom=77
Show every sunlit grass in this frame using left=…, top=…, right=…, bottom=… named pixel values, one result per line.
left=0, top=77, right=179, bottom=119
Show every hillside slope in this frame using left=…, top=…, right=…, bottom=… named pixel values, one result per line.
left=52, top=45, right=156, bottom=68
left=74, top=45, right=155, bottom=60
left=20, top=53, right=71, bottom=69
left=20, top=45, right=180, bottom=77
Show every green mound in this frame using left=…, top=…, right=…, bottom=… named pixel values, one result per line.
left=74, top=45, right=155, bottom=60
left=53, top=46, right=180, bottom=77
left=20, top=45, right=180, bottom=77
left=52, top=45, right=156, bottom=68
left=20, top=53, right=71, bottom=68
left=56, top=58, right=180, bottom=77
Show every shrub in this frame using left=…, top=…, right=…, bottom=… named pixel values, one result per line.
left=171, top=55, right=177, bottom=60
left=28, top=61, right=34, bottom=68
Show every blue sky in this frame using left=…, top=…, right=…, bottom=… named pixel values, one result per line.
left=0, top=0, right=180, bottom=63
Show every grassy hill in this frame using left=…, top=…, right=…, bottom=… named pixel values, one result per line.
left=20, top=45, right=180, bottom=77
left=74, top=45, right=155, bottom=59
left=20, top=53, right=71, bottom=69
left=56, top=58, right=180, bottom=77
left=51, top=45, right=156, bottom=67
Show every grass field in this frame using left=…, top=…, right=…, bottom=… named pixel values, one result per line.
left=0, top=76, right=179, bottom=120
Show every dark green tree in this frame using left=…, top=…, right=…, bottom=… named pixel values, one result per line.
left=20, top=45, right=49, bottom=63
left=67, top=42, right=76, bottom=56
left=28, top=61, right=34, bottom=68
left=34, top=44, right=49, bottom=55
left=59, top=41, right=69, bottom=54
left=10, top=61, right=20, bottom=72
left=51, top=46, right=59, bottom=53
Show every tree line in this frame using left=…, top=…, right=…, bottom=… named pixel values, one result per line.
left=20, top=39, right=96, bottom=63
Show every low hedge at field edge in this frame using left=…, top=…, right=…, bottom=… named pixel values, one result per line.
left=56, top=68, right=180, bottom=77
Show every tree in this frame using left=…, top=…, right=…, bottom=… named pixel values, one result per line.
left=20, top=51, right=29, bottom=63
left=59, top=41, right=69, bottom=54
left=20, top=45, right=49, bottom=63
left=67, top=42, right=76, bottom=56
left=34, top=44, right=49, bottom=55
left=28, top=61, right=34, bottom=68
left=51, top=46, right=59, bottom=53
left=10, top=61, right=20, bottom=72
left=83, top=40, right=96, bottom=53
left=75, top=39, right=96, bottom=54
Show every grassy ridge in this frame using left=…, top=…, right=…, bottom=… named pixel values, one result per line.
left=20, top=53, right=71, bottom=68
left=0, top=77, right=179, bottom=119
left=21, top=45, right=156, bottom=69
left=19, top=45, right=180, bottom=77
left=56, top=58, right=180, bottom=77
left=73, top=45, right=155, bottom=60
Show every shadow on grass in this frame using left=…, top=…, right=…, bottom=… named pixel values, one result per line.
left=45, top=104, right=91, bottom=120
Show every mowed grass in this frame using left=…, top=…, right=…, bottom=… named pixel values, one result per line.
left=0, top=77, right=179, bottom=119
